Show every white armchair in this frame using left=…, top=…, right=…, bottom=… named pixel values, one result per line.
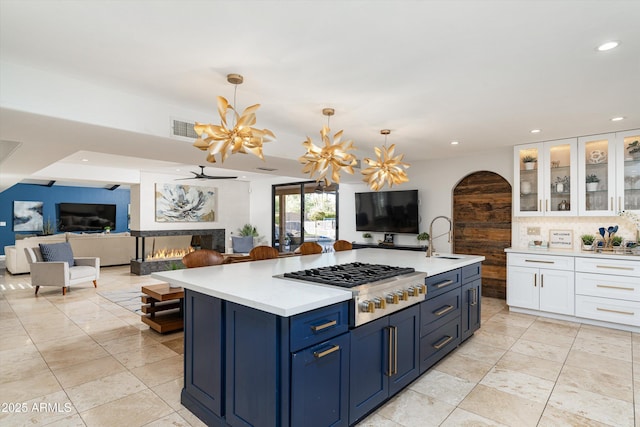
left=24, top=247, right=100, bottom=295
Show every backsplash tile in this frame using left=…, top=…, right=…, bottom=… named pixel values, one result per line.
left=513, top=216, right=639, bottom=248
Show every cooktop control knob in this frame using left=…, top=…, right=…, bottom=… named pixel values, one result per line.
left=418, top=284, right=427, bottom=294
left=373, top=297, right=386, bottom=309
left=386, top=293, right=399, bottom=304
left=360, top=300, right=375, bottom=313
left=396, top=290, right=408, bottom=301
left=408, top=286, right=419, bottom=297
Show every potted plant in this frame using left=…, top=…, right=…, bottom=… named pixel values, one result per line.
left=585, top=174, right=600, bottom=192
left=522, top=155, right=537, bottom=170
left=104, top=226, right=111, bottom=234
left=416, top=232, right=429, bottom=247
left=554, top=176, right=569, bottom=193
left=42, top=217, right=55, bottom=235
left=611, top=236, right=623, bottom=247
left=580, top=234, right=595, bottom=250
left=362, top=232, right=373, bottom=242
left=627, top=140, right=640, bottom=159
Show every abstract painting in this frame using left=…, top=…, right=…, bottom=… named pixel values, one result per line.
left=13, top=201, right=44, bottom=232
left=155, top=183, right=216, bottom=222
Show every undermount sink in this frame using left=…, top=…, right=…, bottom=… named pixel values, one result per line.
left=431, top=254, right=464, bottom=259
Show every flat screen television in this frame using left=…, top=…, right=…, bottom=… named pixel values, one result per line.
left=58, top=203, right=116, bottom=232
left=355, top=190, right=419, bottom=233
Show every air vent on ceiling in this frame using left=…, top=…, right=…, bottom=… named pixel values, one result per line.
left=256, top=167, right=278, bottom=172
left=354, top=159, right=361, bottom=169
left=170, top=118, right=197, bottom=141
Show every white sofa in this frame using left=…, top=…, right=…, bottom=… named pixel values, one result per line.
left=5, top=232, right=135, bottom=274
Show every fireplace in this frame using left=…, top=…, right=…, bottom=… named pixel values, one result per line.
left=130, top=229, right=225, bottom=275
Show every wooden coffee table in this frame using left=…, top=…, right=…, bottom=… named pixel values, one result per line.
left=141, top=283, right=184, bottom=333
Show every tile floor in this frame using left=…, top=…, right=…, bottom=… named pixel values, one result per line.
left=0, top=265, right=638, bottom=427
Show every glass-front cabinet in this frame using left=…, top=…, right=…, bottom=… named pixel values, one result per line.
left=514, top=139, right=577, bottom=216
left=578, top=133, right=616, bottom=215
left=617, top=129, right=640, bottom=212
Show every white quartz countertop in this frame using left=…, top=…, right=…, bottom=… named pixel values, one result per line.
left=505, top=247, right=640, bottom=261
left=152, top=248, right=485, bottom=317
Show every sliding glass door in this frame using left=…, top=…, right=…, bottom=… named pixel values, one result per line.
left=273, top=182, right=339, bottom=253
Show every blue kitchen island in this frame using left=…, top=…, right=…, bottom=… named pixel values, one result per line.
left=153, top=248, right=484, bottom=427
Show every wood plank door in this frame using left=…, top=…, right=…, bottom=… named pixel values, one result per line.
left=453, top=171, right=511, bottom=299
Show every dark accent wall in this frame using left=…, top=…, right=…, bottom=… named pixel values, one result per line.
left=0, top=183, right=130, bottom=256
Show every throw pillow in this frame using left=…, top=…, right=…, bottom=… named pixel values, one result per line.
left=39, top=242, right=75, bottom=266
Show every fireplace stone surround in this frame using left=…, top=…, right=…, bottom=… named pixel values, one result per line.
left=130, top=229, right=225, bottom=275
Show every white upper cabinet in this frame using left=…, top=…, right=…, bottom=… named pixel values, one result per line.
left=578, top=133, right=617, bottom=215
left=514, top=139, right=577, bottom=217
left=616, top=129, right=640, bottom=213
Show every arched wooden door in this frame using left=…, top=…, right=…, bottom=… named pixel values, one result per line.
left=453, top=171, right=511, bottom=299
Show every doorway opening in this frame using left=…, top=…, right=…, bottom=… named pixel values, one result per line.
left=452, top=171, right=512, bottom=299
left=272, top=182, right=339, bottom=253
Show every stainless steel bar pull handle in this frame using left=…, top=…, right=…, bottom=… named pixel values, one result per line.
left=435, top=279, right=454, bottom=289
left=392, top=326, right=398, bottom=375
left=311, top=319, right=337, bottom=332
left=433, top=335, right=453, bottom=350
left=386, top=326, right=393, bottom=376
left=471, top=288, right=478, bottom=306
left=595, top=265, right=634, bottom=271
left=597, top=284, right=634, bottom=291
left=313, top=345, right=340, bottom=359
left=534, top=274, right=537, bottom=287
left=597, top=307, right=634, bottom=316
left=434, top=305, right=454, bottom=316
left=525, top=259, right=554, bottom=264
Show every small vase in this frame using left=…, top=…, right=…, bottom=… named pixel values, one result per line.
left=556, top=183, right=564, bottom=193
left=586, top=182, right=598, bottom=192
left=524, top=162, right=535, bottom=170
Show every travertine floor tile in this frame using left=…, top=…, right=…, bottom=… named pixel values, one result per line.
left=142, top=412, right=193, bottom=427
left=495, top=350, right=562, bottom=382
left=410, top=369, right=475, bottom=406
left=440, top=407, right=510, bottom=426
left=0, top=370, right=62, bottom=402
left=66, top=370, right=147, bottom=412
left=479, top=366, right=554, bottom=403
left=79, top=389, right=173, bottom=427
left=571, top=334, right=633, bottom=362
left=112, top=342, right=179, bottom=369
left=565, top=349, right=633, bottom=379
left=510, top=338, right=570, bottom=363
left=454, top=339, right=507, bottom=364
left=51, top=354, right=126, bottom=388
left=377, top=389, right=455, bottom=427
left=468, top=329, right=517, bottom=350
left=519, top=327, right=575, bottom=348
left=547, top=383, right=634, bottom=427
left=557, top=363, right=634, bottom=402
left=130, top=354, right=182, bottom=388
left=151, top=378, right=184, bottom=411
left=0, top=390, right=76, bottom=426
left=528, top=317, right=580, bottom=337
left=433, top=352, right=494, bottom=383
left=458, top=384, right=545, bottom=427
left=538, top=405, right=611, bottom=427
left=0, top=353, right=49, bottom=383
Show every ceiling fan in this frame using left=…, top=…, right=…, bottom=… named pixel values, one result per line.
left=176, top=165, right=237, bottom=180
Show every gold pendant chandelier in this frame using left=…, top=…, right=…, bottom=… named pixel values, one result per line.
left=361, top=129, right=410, bottom=191
left=299, top=108, right=357, bottom=186
left=193, top=74, right=275, bottom=163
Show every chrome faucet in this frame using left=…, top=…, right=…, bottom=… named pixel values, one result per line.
left=426, top=216, right=453, bottom=257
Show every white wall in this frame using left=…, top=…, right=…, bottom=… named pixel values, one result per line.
left=131, top=171, right=251, bottom=252
left=339, top=147, right=514, bottom=253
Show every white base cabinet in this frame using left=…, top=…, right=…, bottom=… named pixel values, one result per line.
left=507, top=253, right=575, bottom=316
left=507, top=250, right=640, bottom=331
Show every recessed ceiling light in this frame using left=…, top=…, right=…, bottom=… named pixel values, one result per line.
left=611, top=116, right=625, bottom=122
left=450, top=141, right=459, bottom=145
left=530, top=129, right=541, bottom=134
left=597, top=41, right=620, bottom=51
left=81, top=158, right=89, bottom=162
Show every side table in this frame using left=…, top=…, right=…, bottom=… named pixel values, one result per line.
left=141, top=283, right=184, bottom=333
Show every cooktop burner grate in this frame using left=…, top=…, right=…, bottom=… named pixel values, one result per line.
left=283, top=262, right=415, bottom=288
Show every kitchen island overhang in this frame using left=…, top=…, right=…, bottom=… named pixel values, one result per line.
left=153, top=248, right=485, bottom=427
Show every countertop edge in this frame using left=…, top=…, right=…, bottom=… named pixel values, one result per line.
left=505, top=247, right=639, bottom=261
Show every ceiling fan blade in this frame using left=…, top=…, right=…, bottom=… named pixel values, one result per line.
left=203, top=176, right=237, bottom=180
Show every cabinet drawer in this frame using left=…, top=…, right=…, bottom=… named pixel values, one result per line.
left=420, top=317, right=460, bottom=373
left=575, top=295, right=640, bottom=327
left=508, top=253, right=574, bottom=270
left=575, top=257, right=640, bottom=276
left=290, top=302, right=349, bottom=352
left=425, top=269, right=461, bottom=300
left=576, top=272, right=640, bottom=301
left=461, top=263, right=482, bottom=284
left=420, top=288, right=461, bottom=336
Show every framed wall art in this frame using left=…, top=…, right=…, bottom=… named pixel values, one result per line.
left=155, top=183, right=216, bottom=222
left=13, top=201, right=44, bottom=232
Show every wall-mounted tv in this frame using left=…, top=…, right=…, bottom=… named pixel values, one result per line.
left=58, top=203, right=116, bottom=232
left=355, top=190, right=419, bottom=234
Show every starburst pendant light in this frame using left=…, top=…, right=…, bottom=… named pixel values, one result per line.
left=361, top=129, right=410, bottom=191
left=193, top=74, right=275, bottom=163
left=299, top=108, right=357, bottom=186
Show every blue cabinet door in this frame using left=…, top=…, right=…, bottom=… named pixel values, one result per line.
left=388, top=305, right=420, bottom=396
left=182, top=290, right=224, bottom=426
left=349, top=316, right=390, bottom=425
left=291, top=333, right=350, bottom=427
left=225, top=302, right=290, bottom=427
left=461, top=278, right=482, bottom=341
